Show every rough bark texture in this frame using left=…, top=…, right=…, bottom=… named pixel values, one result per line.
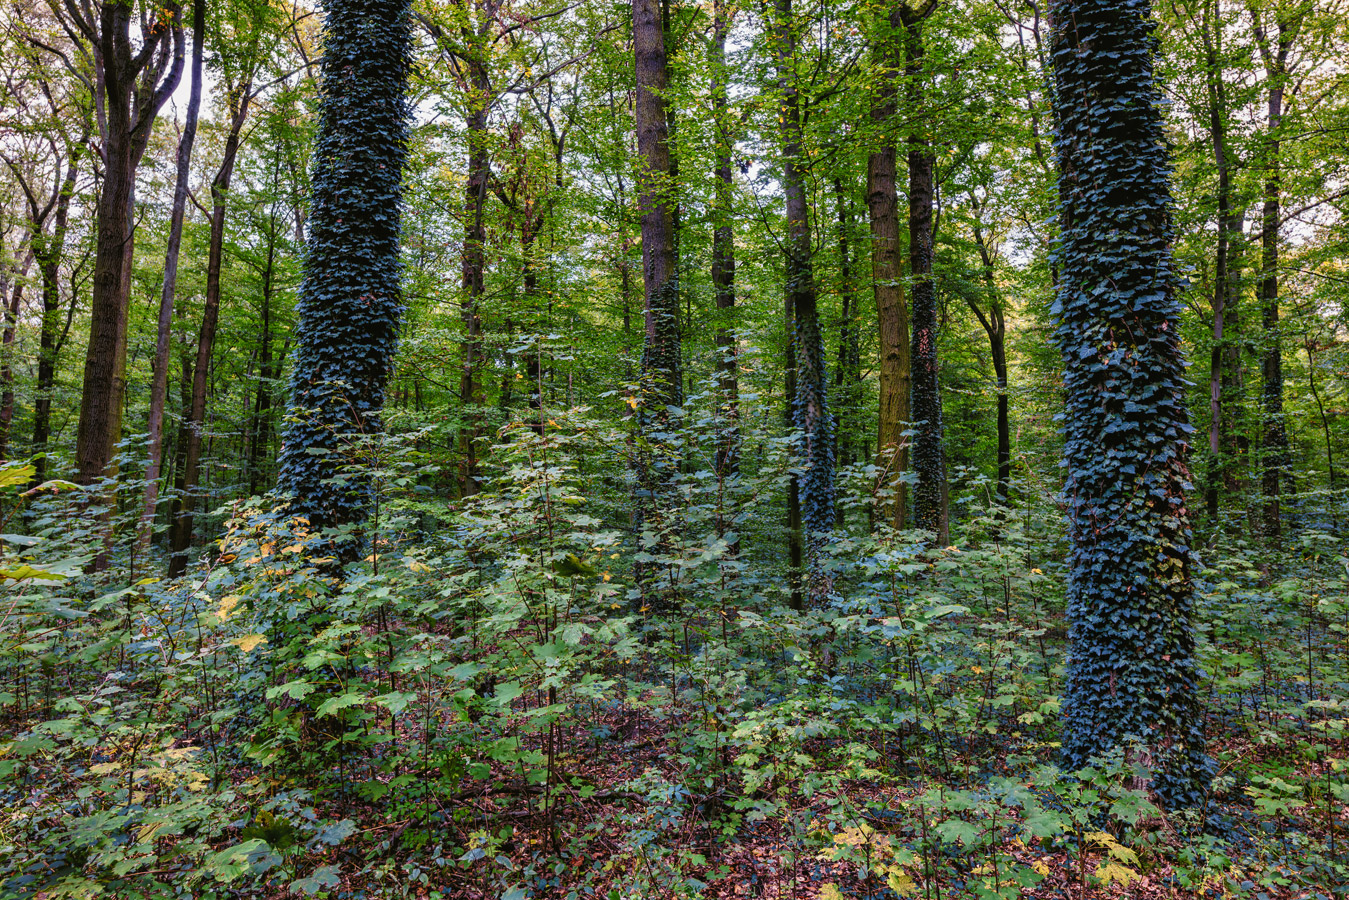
left=276, top=0, right=412, bottom=537
left=631, top=0, right=683, bottom=603
left=1050, top=0, right=1209, bottom=808
left=633, top=0, right=681, bottom=414
left=773, top=0, right=834, bottom=602
left=71, top=0, right=185, bottom=488
left=867, top=5, right=911, bottom=531
left=903, top=6, right=948, bottom=545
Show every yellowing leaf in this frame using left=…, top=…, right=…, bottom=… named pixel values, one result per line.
left=1095, top=862, right=1141, bottom=886
left=217, top=595, right=240, bottom=620
left=137, top=822, right=167, bottom=843
left=886, top=868, right=917, bottom=897
left=231, top=634, right=268, bottom=652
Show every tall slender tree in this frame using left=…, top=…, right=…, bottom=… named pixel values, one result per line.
left=771, top=0, right=834, bottom=601
left=169, top=65, right=258, bottom=575
left=276, top=0, right=413, bottom=536
left=867, top=4, right=911, bottom=531
left=140, top=0, right=205, bottom=552
left=631, top=0, right=683, bottom=600
left=1050, top=0, right=1209, bottom=806
left=711, top=0, right=740, bottom=485
left=903, top=0, right=948, bottom=545
left=1251, top=3, right=1301, bottom=539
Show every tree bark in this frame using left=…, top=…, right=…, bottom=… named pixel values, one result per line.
left=969, top=218, right=1009, bottom=506
left=631, top=0, right=682, bottom=601
left=169, top=84, right=253, bottom=576
left=458, top=9, right=491, bottom=497
left=71, top=0, right=185, bottom=490
left=867, top=4, right=911, bottom=531
left=903, top=4, right=948, bottom=545
left=772, top=0, right=835, bottom=602
left=1252, top=10, right=1299, bottom=540
left=711, top=0, right=740, bottom=485
left=31, top=156, right=82, bottom=486
left=140, top=0, right=204, bottom=553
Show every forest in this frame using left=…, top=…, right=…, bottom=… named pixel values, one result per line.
left=1, top=0, right=1348, bottom=893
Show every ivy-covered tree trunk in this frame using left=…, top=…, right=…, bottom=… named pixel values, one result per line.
left=773, top=0, right=835, bottom=601
left=276, top=0, right=412, bottom=534
left=1050, top=0, right=1209, bottom=807
left=867, top=4, right=911, bottom=531
left=904, top=5, right=948, bottom=545
left=832, top=175, right=861, bottom=482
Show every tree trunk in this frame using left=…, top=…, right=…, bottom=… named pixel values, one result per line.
left=169, top=85, right=253, bottom=576
left=30, top=155, right=83, bottom=486
left=72, top=1, right=185, bottom=489
left=0, top=248, right=34, bottom=459
left=459, top=34, right=491, bottom=497
left=275, top=0, right=413, bottom=541
left=969, top=220, right=1009, bottom=506
left=832, top=176, right=860, bottom=476
left=140, top=0, right=204, bottom=553
left=868, top=5, right=911, bottom=531
left=249, top=233, right=279, bottom=495
left=773, top=0, right=835, bottom=602
left=904, top=6, right=948, bottom=545
left=1200, top=0, right=1244, bottom=522
left=631, top=0, right=683, bottom=601
left=1254, top=14, right=1298, bottom=540
left=1050, top=0, right=1208, bottom=808
left=712, top=0, right=740, bottom=485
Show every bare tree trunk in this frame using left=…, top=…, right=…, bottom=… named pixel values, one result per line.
left=712, top=0, right=740, bottom=486
left=0, top=248, right=34, bottom=458
left=140, top=0, right=204, bottom=552
left=969, top=219, right=1009, bottom=506
left=70, top=1, right=184, bottom=490
left=867, top=3, right=911, bottom=531
left=632, top=0, right=682, bottom=602
left=1252, top=9, right=1299, bottom=540
left=30, top=154, right=82, bottom=486
left=169, top=86, right=252, bottom=576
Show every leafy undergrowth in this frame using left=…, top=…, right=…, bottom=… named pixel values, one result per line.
left=3, top=431, right=1349, bottom=899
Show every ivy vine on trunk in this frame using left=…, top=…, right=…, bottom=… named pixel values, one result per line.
left=1049, top=0, right=1210, bottom=808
